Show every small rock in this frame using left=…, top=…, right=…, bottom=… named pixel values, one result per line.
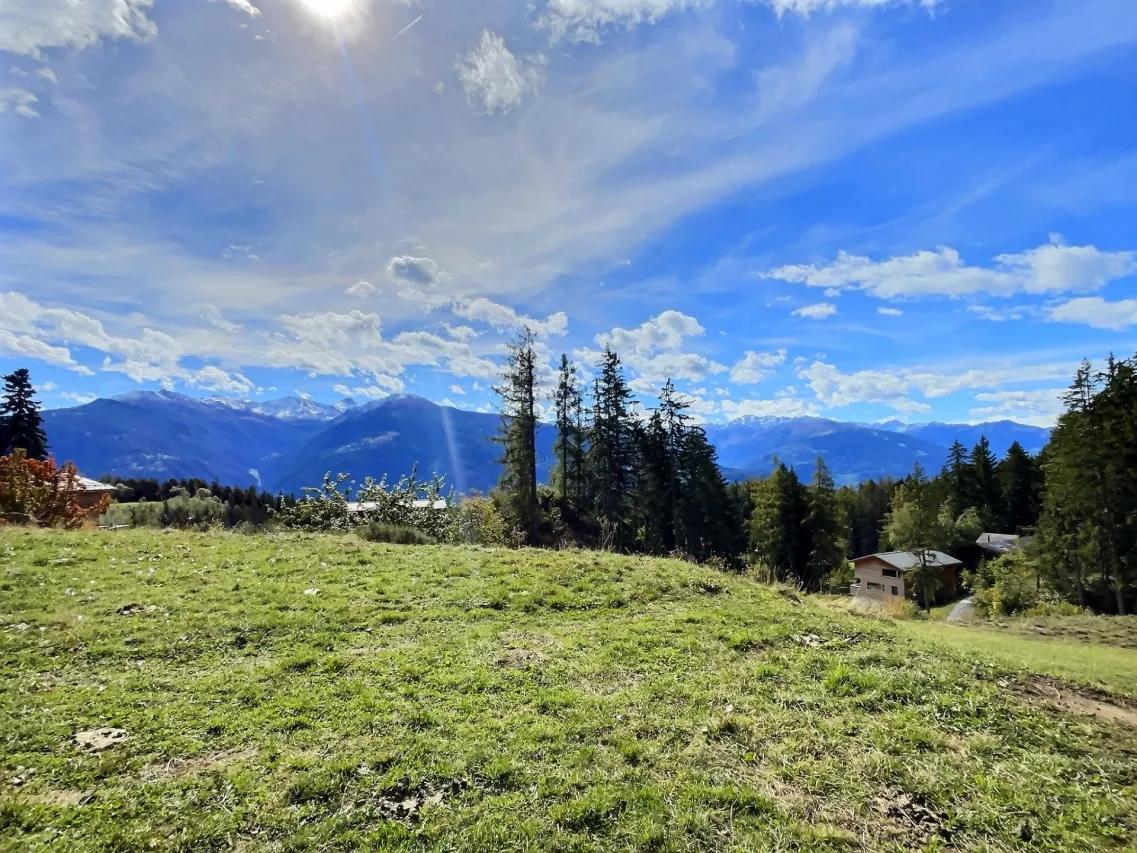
left=73, top=728, right=129, bottom=752
left=303, top=588, right=319, bottom=596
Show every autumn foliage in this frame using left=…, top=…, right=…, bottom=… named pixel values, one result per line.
left=0, top=449, right=107, bottom=529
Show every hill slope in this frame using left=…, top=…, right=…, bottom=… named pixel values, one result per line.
left=2, top=528, right=1134, bottom=852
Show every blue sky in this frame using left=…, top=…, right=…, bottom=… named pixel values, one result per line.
left=1, top=0, right=1135, bottom=427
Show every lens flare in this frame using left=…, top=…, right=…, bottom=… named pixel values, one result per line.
left=296, top=0, right=355, bottom=21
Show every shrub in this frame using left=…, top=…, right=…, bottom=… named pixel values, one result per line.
left=276, top=467, right=455, bottom=540
left=357, top=522, right=437, bottom=546
left=968, top=551, right=1040, bottom=615
left=0, top=450, right=105, bottom=529
left=447, top=496, right=510, bottom=546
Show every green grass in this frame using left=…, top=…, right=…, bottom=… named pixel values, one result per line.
left=896, top=621, right=1137, bottom=698
left=2, top=528, right=1136, bottom=852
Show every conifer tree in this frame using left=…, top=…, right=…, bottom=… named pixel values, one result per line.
left=586, top=347, right=636, bottom=549
left=493, top=330, right=540, bottom=544
left=552, top=354, right=586, bottom=509
left=969, top=436, right=1005, bottom=529
left=0, top=369, right=49, bottom=460
left=804, top=457, right=844, bottom=591
left=998, top=441, right=1042, bottom=533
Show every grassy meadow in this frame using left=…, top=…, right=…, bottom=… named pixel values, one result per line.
left=2, top=528, right=1136, bottom=852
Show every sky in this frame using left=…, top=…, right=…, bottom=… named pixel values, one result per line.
left=1, top=0, right=1135, bottom=427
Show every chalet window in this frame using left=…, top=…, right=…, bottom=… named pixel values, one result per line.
left=891, top=586, right=899, bottom=596
left=867, top=582, right=884, bottom=591
left=882, top=569, right=899, bottom=578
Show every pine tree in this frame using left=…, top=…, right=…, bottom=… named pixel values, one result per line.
left=804, top=457, right=844, bottom=591
left=676, top=425, right=739, bottom=562
left=586, top=347, right=636, bottom=550
left=749, top=463, right=809, bottom=585
left=942, top=440, right=972, bottom=517
left=552, top=354, right=586, bottom=508
left=0, top=369, right=49, bottom=460
left=493, top=330, right=540, bottom=545
left=969, top=436, right=1005, bottom=529
left=998, top=441, right=1042, bottom=533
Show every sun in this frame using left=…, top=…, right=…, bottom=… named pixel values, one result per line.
left=295, top=0, right=356, bottom=21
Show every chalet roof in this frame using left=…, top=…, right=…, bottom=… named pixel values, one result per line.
left=976, top=533, right=1022, bottom=556
left=345, top=499, right=448, bottom=513
left=852, top=550, right=963, bottom=571
left=76, top=476, right=116, bottom=493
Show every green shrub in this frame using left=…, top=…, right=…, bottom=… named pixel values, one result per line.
left=356, top=521, right=437, bottom=546
left=968, top=551, right=1040, bottom=615
left=446, top=495, right=511, bottom=546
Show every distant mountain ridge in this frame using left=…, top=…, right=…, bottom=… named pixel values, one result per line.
left=42, top=391, right=1051, bottom=492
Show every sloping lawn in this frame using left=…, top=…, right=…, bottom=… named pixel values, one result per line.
left=2, top=528, right=1135, bottom=852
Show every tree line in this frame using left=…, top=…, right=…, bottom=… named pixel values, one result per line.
left=494, top=333, right=743, bottom=564
left=100, top=477, right=294, bottom=529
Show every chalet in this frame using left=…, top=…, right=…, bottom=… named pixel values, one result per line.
left=850, top=550, right=963, bottom=604
left=75, top=476, right=116, bottom=515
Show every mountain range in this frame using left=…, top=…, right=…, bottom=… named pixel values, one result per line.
left=42, top=391, right=1051, bottom=494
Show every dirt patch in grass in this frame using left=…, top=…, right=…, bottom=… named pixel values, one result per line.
left=1011, top=678, right=1137, bottom=727
left=21, top=790, right=94, bottom=807
left=496, top=648, right=547, bottom=669
left=873, top=788, right=951, bottom=846
left=141, top=748, right=258, bottom=780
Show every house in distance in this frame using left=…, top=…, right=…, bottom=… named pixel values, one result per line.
left=850, top=550, right=963, bottom=605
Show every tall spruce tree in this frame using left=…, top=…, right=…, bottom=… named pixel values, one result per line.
left=493, top=330, right=540, bottom=544
left=552, top=354, right=586, bottom=509
left=804, top=457, right=844, bottom=591
left=587, top=347, right=636, bottom=550
left=942, top=440, right=972, bottom=517
left=0, top=369, right=49, bottom=460
left=749, top=463, right=810, bottom=585
left=969, top=436, right=1005, bottom=529
left=998, top=441, right=1042, bottom=533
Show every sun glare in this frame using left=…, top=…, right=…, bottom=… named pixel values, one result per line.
left=296, top=0, right=356, bottom=21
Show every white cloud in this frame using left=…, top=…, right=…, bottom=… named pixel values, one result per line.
left=0, top=87, right=39, bottom=118
left=792, top=302, right=838, bottom=319
left=444, top=324, right=478, bottom=342
left=0, top=330, right=89, bottom=372
left=970, top=389, right=1065, bottom=428
left=595, top=310, right=705, bottom=355
left=720, top=397, right=820, bottom=420
left=767, top=0, right=941, bottom=16
left=584, top=310, right=725, bottom=384
left=967, top=304, right=1029, bottom=322
left=877, top=306, right=903, bottom=317
left=35, top=67, right=57, bottom=84
left=203, top=305, right=242, bottom=333
left=346, top=280, right=378, bottom=297
left=448, top=384, right=466, bottom=395
left=540, top=0, right=704, bottom=43
left=456, top=31, right=538, bottom=115
left=0, top=0, right=156, bottom=57
left=767, top=238, right=1137, bottom=300
left=1048, top=297, right=1137, bottom=330
left=798, top=359, right=1074, bottom=414
left=212, top=0, right=261, bottom=16
left=189, top=366, right=254, bottom=396
left=452, top=296, right=568, bottom=338
left=386, top=256, right=439, bottom=286
left=730, top=348, right=788, bottom=383
left=41, top=381, right=57, bottom=392
left=332, top=384, right=390, bottom=401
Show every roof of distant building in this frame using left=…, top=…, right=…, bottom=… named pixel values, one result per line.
left=976, top=533, right=1024, bottom=556
left=345, top=499, right=448, bottom=513
left=76, top=476, right=116, bottom=493
left=852, top=550, right=963, bottom=571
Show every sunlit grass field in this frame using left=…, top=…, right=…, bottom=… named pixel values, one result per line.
left=2, top=528, right=1135, bottom=852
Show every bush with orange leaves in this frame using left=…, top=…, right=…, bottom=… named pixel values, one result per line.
left=0, top=449, right=108, bottom=528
